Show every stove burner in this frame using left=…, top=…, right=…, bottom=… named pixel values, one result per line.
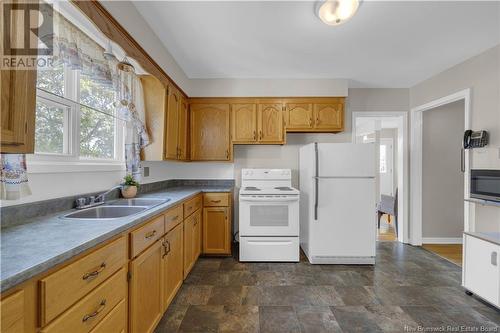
left=244, top=187, right=261, bottom=191
left=275, top=187, right=293, bottom=191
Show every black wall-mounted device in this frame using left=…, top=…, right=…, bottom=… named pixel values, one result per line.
left=463, top=130, right=489, bottom=149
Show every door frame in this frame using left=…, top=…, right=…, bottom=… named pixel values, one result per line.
left=410, top=88, right=471, bottom=246
left=352, top=111, right=409, bottom=244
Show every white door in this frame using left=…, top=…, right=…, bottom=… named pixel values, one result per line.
left=379, top=138, right=394, bottom=196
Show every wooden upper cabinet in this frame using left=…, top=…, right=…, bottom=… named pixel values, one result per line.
left=313, top=100, right=344, bottom=131
left=165, top=86, right=180, bottom=160
left=190, top=104, right=230, bottom=161
left=258, top=103, right=284, bottom=144
left=1, top=69, right=37, bottom=153
left=285, top=103, right=313, bottom=131
left=0, top=3, right=38, bottom=154
left=177, top=96, right=189, bottom=160
left=141, top=76, right=189, bottom=161
left=231, top=103, right=257, bottom=143
left=141, top=76, right=167, bottom=161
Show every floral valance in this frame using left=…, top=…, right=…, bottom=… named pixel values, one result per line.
left=52, top=10, right=114, bottom=86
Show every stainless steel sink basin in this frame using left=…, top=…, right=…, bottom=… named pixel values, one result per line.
left=107, top=198, right=170, bottom=207
left=62, top=206, right=147, bottom=220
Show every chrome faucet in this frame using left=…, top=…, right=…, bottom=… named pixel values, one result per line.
left=75, top=185, right=122, bottom=209
left=95, top=185, right=123, bottom=203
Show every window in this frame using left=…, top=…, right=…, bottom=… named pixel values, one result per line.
left=33, top=64, right=124, bottom=166
left=379, top=145, right=387, bottom=173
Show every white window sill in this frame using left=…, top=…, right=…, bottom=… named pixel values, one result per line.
left=27, top=160, right=126, bottom=174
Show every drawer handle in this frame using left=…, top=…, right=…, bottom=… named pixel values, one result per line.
left=145, top=230, right=157, bottom=239
left=210, top=200, right=221, bottom=203
left=82, top=299, right=106, bottom=322
left=171, top=215, right=179, bottom=221
left=492, top=252, right=498, bottom=266
left=82, top=263, right=106, bottom=281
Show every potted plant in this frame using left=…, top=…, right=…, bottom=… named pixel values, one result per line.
left=121, top=174, right=139, bottom=199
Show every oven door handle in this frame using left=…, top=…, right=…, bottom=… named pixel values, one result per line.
left=239, top=197, right=299, bottom=202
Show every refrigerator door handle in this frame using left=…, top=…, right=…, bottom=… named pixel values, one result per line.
left=314, top=143, right=319, bottom=220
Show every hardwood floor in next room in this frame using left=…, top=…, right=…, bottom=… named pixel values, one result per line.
left=154, top=242, right=500, bottom=333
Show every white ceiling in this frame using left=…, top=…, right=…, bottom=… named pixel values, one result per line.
left=133, top=1, right=500, bottom=88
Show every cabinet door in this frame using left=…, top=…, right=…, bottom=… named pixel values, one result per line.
left=193, top=209, right=202, bottom=260
left=285, top=103, right=313, bottom=131
left=129, top=240, right=163, bottom=333
left=177, top=96, right=189, bottom=160
left=183, top=217, right=195, bottom=278
left=231, top=103, right=257, bottom=143
left=203, top=207, right=231, bottom=255
left=0, top=70, right=37, bottom=153
left=258, top=103, right=284, bottom=144
left=313, top=102, right=343, bottom=131
left=464, top=235, right=500, bottom=306
left=141, top=76, right=167, bottom=161
left=165, top=86, right=180, bottom=160
left=161, top=223, right=184, bottom=312
left=190, top=104, right=230, bottom=161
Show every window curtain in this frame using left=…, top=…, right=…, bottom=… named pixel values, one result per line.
left=52, top=11, right=114, bottom=87
left=116, top=63, right=150, bottom=182
left=0, top=155, right=32, bottom=200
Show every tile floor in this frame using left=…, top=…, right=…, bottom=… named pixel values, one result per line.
left=154, top=242, right=500, bottom=333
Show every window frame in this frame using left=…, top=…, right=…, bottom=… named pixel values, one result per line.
left=30, top=65, right=125, bottom=174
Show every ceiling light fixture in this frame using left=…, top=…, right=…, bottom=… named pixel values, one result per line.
left=317, top=0, right=360, bottom=26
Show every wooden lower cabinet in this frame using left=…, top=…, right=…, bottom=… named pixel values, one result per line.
left=41, top=269, right=126, bottom=333
left=161, top=223, right=184, bottom=312
left=1, top=290, right=25, bottom=333
left=183, top=209, right=202, bottom=278
left=203, top=207, right=231, bottom=255
left=89, top=299, right=127, bottom=333
left=129, top=240, right=163, bottom=333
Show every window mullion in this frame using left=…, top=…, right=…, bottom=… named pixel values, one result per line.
left=73, top=70, right=81, bottom=160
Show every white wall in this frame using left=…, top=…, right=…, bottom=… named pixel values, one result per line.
left=422, top=100, right=465, bottom=239
left=100, top=1, right=191, bottom=93
left=189, top=79, right=348, bottom=97
left=141, top=161, right=234, bottom=184
left=0, top=170, right=125, bottom=207
left=410, top=44, right=500, bottom=232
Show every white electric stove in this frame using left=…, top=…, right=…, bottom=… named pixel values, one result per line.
left=239, top=169, right=300, bottom=262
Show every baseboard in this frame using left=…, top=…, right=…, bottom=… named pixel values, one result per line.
left=422, top=237, right=463, bottom=244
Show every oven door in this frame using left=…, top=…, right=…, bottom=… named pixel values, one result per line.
left=470, top=169, right=500, bottom=202
left=239, top=195, right=299, bottom=236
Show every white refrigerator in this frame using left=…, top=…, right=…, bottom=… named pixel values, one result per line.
left=299, top=143, right=377, bottom=264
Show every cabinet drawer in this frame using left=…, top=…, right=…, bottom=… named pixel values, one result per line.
left=88, top=299, right=126, bottom=333
left=184, top=195, right=202, bottom=217
left=165, top=205, right=183, bottom=233
left=130, top=215, right=165, bottom=258
left=1, top=290, right=24, bottom=333
left=203, top=193, right=229, bottom=207
left=42, top=268, right=126, bottom=333
left=40, top=237, right=127, bottom=325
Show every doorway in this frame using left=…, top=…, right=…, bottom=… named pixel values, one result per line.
left=410, top=89, right=471, bottom=252
left=352, top=112, right=409, bottom=243
left=411, top=91, right=470, bottom=266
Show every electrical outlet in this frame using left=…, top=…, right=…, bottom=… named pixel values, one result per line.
left=143, top=166, right=150, bottom=177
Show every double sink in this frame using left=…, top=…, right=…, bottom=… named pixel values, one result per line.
left=61, top=198, right=170, bottom=220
